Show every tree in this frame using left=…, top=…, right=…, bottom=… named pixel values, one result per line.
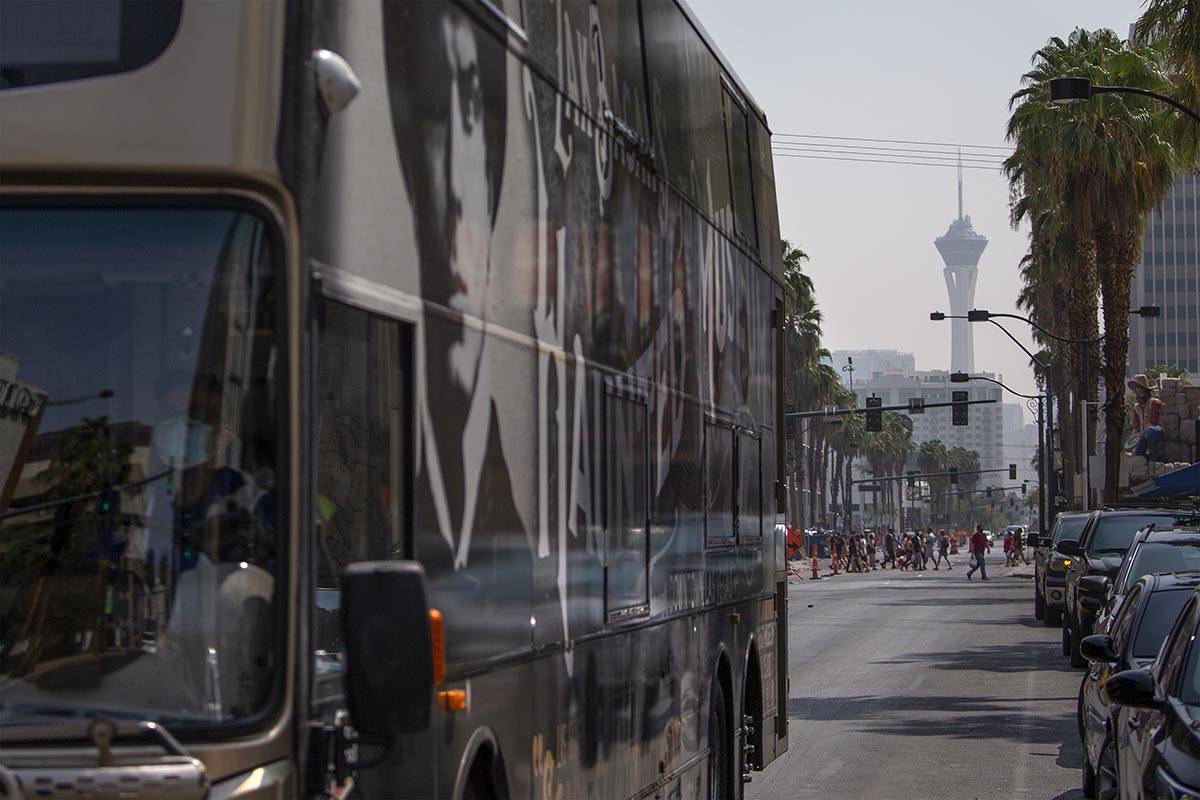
left=1134, top=0, right=1200, bottom=161
left=1007, top=29, right=1181, bottom=503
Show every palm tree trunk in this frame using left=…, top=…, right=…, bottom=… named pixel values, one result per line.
left=1096, top=226, right=1141, bottom=502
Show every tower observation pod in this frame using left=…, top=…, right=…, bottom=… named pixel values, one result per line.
left=934, top=157, right=988, bottom=373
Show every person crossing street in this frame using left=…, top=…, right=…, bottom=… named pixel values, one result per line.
left=966, top=524, right=991, bottom=581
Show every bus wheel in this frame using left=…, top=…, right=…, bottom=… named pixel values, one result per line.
left=708, top=678, right=733, bottom=800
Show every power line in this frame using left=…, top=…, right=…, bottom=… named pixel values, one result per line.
left=773, top=131, right=1014, bottom=152
left=771, top=144, right=1007, bottom=165
left=771, top=141, right=1009, bottom=163
left=770, top=152, right=1003, bottom=170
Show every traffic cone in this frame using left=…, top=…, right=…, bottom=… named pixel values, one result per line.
left=811, top=544, right=820, bottom=580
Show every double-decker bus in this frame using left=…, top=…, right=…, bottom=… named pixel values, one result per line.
left=0, top=1, right=789, bottom=797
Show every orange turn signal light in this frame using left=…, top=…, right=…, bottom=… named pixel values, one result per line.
left=429, top=608, right=446, bottom=686
left=436, top=689, right=467, bottom=712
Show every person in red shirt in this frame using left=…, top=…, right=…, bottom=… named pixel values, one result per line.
left=1128, top=374, right=1165, bottom=461
left=967, top=524, right=991, bottom=581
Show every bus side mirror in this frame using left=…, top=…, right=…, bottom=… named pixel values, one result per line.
left=342, top=561, right=433, bottom=737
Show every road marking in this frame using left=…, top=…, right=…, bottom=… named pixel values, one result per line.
left=816, top=758, right=844, bottom=778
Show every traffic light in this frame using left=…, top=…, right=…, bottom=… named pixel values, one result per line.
left=952, top=390, right=969, bottom=426
left=865, top=396, right=882, bottom=432
left=986, top=487, right=993, bottom=498
left=1021, top=481, right=1027, bottom=496
left=949, top=467, right=958, bottom=485
left=97, top=488, right=118, bottom=514
left=1008, top=463, right=1017, bottom=480
left=907, top=470, right=917, bottom=488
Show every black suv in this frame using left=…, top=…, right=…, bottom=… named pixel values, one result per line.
left=1061, top=509, right=1199, bottom=668
left=1106, top=583, right=1200, bottom=800
left=1034, top=511, right=1091, bottom=627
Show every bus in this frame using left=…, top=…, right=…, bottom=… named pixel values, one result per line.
left=0, top=1, right=789, bottom=797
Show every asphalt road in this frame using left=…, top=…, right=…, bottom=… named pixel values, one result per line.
left=750, top=552, right=1085, bottom=800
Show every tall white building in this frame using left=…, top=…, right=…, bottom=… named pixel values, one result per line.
left=852, top=369, right=1006, bottom=487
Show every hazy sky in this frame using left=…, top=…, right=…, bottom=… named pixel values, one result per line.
left=689, top=0, right=1142, bottom=418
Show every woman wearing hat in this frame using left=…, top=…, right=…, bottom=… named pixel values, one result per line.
left=1128, top=374, right=1165, bottom=460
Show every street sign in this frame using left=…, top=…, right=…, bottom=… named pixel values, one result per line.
left=952, top=390, right=969, bottom=426
left=866, top=396, right=882, bottom=432
left=907, top=397, right=925, bottom=414
left=858, top=483, right=883, bottom=492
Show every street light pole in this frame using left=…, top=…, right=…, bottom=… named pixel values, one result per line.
left=1049, top=76, right=1200, bottom=124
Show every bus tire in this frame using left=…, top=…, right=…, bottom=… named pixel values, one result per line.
left=708, top=677, right=733, bottom=800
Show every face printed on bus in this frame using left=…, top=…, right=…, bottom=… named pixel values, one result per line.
left=440, top=12, right=490, bottom=391
left=386, top=1, right=506, bottom=400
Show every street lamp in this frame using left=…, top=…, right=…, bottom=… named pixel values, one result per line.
left=1049, top=76, right=1200, bottom=124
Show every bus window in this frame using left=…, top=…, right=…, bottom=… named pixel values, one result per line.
left=723, top=85, right=758, bottom=252
left=0, top=0, right=182, bottom=90
left=738, top=431, right=762, bottom=539
left=312, top=301, right=411, bottom=700
left=706, top=420, right=736, bottom=545
left=641, top=0, right=730, bottom=219
left=606, top=390, right=649, bottom=617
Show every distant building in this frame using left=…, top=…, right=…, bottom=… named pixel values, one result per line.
left=830, top=349, right=916, bottom=387
left=851, top=368, right=1005, bottom=487
left=1128, top=172, right=1200, bottom=381
left=1003, top=402, right=1039, bottom=489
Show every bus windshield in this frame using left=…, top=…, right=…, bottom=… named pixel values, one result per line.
left=0, top=205, right=281, bottom=727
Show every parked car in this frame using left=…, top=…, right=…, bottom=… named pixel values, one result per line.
left=1077, top=573, right=1199, bottom=799
left=1061, top=509, right=1199, bottom=668
left=1034, top=511, right=1091, bottom=627
left=1105, top=583, right=1200, bottom=800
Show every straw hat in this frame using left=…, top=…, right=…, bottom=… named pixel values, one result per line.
left=1127, top=373, right=1157, bottom=393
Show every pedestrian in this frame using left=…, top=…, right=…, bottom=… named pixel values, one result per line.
left=1003, top=531, right=1014, bottom=566
left=847, top=531, right=861, bottom=573
left=866, top=532, right=877, bottom=570
left=881, top=529, right=897, bottom=569
left=908, top=531, right=922, bottom=571
left=967, top=523, right=991, bottom=580
left=932, top=529, right=951, bottom=569
left=1015, top=529, right=1030, bottom=565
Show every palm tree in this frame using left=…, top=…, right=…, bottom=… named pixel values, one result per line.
left=1134, top=0, right=1200, bottom=161
left=1007, top=29, right=1180, bottom=503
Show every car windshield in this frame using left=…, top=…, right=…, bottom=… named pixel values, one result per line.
left=1087, top=515, right=1180, bottom=554
left=1134, top=590, right=1192, bottom=659
left=0, top=206, right=280, bottom=727
left=1120, top=541, right=1200, bottom=594
left=1054, top=515, right=1088, bottom=545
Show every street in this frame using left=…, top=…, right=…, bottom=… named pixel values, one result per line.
left=751, top=553, right=1084, bottom=800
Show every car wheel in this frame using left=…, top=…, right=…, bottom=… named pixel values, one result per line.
left=1062, top=621, right=1071, bottom=656
left=708, top=678, right=733, bottom=800
left=1035, top=584, right=1045, bottom=620
left=1070, top=618, right=1087, bottom=668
